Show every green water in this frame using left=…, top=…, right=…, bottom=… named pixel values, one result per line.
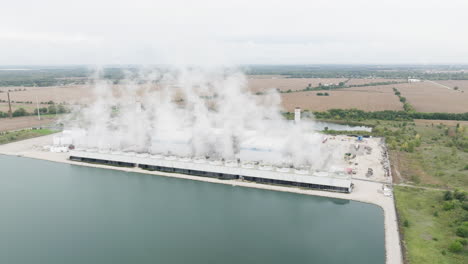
left=0, top=155, right=384, bottom=264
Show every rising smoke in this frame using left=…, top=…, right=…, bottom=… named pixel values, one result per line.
left=65, top=66, right=338, bottom=168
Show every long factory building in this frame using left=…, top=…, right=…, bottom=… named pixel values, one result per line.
left=69, top=149, right=353, bottom=193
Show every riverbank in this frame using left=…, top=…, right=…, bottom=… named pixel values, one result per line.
left=0, top=134, right=403, bottom=264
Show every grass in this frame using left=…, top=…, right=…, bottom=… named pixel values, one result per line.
left=389, top=123, right=468, bottom=188
left=0, top=128, right=57, bottom=145
left=395, top=186, right=467, bottom=264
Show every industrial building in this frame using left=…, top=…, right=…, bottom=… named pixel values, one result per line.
left=69, top=149, right=353, bottom=193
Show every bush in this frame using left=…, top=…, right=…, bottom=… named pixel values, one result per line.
left=403, top=219, right=410, bottom=227
left=443, top=191, right=453, bottom=201
left=443, top=201, right=456, bottom=211
left=448, top=240, right=463, bottom=253
left=454, top=190, right=467, bottom=202
left=462, top=202, right=468, bottom=211
left=456, top=238, right=467, bottom=246
left=12, top=108, right=28, bottom=117
left=456, top=222, right=468, bottom=238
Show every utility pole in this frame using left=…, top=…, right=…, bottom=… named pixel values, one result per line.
left=7, top=92, right=12, bottom=118
left=36, top=96, right=41, bottom=120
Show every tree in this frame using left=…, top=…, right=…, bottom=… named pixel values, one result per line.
left=48, top=105, right=57, bottom=114
left=57, top=104, right=67, bottom=113
left=12, top=108, right=28, bottom=117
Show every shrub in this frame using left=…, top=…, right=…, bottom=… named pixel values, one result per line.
left=443, top=201, right=456, bottom=211
left=403, top=219, right=410, bottom=227
left=12, top=108, right=28, bottom=117
left=443, top=191, right=453, bottom=201
left=448, top=240, right=463, bottom=253
left=456, top=238, right=467, bottom=246
left=454, top=190, right=466, bottom=202
left=456, top=222, right=468, bottom=238
left=462, top=202, right=468, bottom=211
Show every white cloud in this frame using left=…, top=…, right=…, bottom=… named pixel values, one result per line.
left=1, top=0, right=468, bottom=65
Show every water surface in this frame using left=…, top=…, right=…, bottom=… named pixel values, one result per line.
left=0, top=155, right=384, bottom=264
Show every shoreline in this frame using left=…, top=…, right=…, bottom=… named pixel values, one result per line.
left=0, top=134, right=403, bottom=264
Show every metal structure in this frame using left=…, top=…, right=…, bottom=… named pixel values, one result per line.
left=69, top=149, right=353, bottom=193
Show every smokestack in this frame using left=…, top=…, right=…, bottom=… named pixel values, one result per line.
left=294, top=107, right=301, bottom=123
left=7, top=92, right=12, bottom=118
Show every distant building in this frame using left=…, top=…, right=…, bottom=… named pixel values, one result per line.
left=407, top=78, right=421, bottom=83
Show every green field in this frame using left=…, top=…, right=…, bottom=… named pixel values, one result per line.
left=395, top=187, right=467, bottom=264
left=0, top=129, right=57, bottom=145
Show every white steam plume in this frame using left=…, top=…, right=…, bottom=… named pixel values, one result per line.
left=65, top=65, right=338, bottom=168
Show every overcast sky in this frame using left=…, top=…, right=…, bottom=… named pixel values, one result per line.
left=1, top=0, right=467, bottom=65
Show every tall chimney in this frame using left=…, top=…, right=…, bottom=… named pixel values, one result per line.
left=294, top=107, right=301, bottom=123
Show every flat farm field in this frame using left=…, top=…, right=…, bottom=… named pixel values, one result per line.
left=395, top=82, right=468, bottom=113
left=281, top=84, right=403, bottom=112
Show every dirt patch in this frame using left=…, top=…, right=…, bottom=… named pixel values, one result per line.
left=389, top=150, right=442, bottom=186
left=0, top=116, right=57, bottom=132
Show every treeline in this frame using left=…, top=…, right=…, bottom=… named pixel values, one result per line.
left=0, top=104, right=69, bottom=118
left=392, top=87, right=415, bottom=112
left=244, top=65, right=468, bottom=80
left=280, top=80, right=404, bottom=94
left=310, top=109, right=468, bottom=121
left=0, top=68, right=90, bottom=87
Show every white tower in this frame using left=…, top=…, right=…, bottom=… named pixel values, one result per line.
left=294, top=107, right=301, bottom=123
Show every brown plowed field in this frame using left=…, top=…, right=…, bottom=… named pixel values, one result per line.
left=0, top=85, right=93, bottom=104
left=395, top=82, right=468, bottom=113
left=281, top=85, right=403, bottom=112
left=0, top=115, right=57, bottom=132
left=1, top=78, right=466, bottom=114
left=433, top=80, right=468, bottom=91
